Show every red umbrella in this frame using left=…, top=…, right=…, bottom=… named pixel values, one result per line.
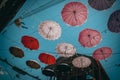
left=88, top=0, right=115, bottom=11
left=93, top=47, right=112, bottom=60
left=61, top=2, right=88, bottom=26
left=21, top=36, right=39, bottom=50
left=38, top=53, right=56, bottom=65
left=78, top=28, right=102, bottom=48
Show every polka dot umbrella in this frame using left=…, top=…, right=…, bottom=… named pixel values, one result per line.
left=61, top=2, right=88, bottom=26
left=78, top=28, right=102, bottom=48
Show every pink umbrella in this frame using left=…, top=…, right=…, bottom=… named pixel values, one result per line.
left=38, top=20, right=61, bottom=40
left=56, top=43, right=76, bottom=57
left=78, top=28, right=102, bottom=48
left=72, top=56, right=91, bottom=68
left=61, top=2, right=88, bottom=26
left=93, top=47, right=112, bottom=60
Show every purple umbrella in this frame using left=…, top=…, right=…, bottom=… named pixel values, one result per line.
left=88, top=0, right=116, bottom=11
left=107, top=9, right=120, bottom=33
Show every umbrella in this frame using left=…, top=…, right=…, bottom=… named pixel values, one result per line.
left=56, top=43, right=76, bottom=57
left=93, top=47, right=112, bottom=60
left=107, top=9, right=120, bottom=33
left=42, top=65, right=55, bottom=77
left=56, top=63, right=71, bottom=73
left=72, top=56, right=91, bottom=68
left=38, top=20, right=61, bottom=40
left=78, top=28, right=102, bottom=48
left=26, top=60, right=40, bottom=69
left=38, top=53, right=56, bottom=65
left=9, top=46, right=24, bottom=58
left=61, top=2, right=88, bottom=26
left=88, top=0, right=116, bottom=11
left=21, top=36, right=39, bottom=50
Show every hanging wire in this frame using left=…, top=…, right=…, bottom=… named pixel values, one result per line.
left=20, top=0, right=65, bottom=19
left=18, top=0, right=37, bottom=19
left=0, top=34, right=21, bottom=45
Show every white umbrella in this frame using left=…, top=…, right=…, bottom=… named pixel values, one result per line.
left=38, top=20, right=61, bottom=40
left=56, top=43, right=76, bottom=57
left=72, top=56, right=91, bottom=68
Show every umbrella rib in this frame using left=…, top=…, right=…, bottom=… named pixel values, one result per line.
left=87, top=31, right=93, bottom=47
left=64, top=46, right=68, bottom=55
left=89, top=37, right=93, bottom=47
left=69, top=2, right=77, bottom=25
left=47, top=56, right=50, bottom=64
left=91, top=0, right=97, bottom=9
left=28, top=39, right=33, bottom=50
left=103, top=0, right=108, bottom=9
left=81, top=58, right=83, bottom=68
left=73, top=11, right=78, bottom=23
left=67, top=13, right=75, bottom=25
left=100, top=49, right=106, bottom=60
left=46, top=28, right=51, bottom=38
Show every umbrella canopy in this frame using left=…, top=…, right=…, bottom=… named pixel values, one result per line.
left=38, top=53, right=56, bottom=65
left=88, top=0, right=116, bottom=11
left=61, top=2, right=88, bottom=26
left=56, top=43, right=76, bottom=57
left=21, top=36, right=39, bottom=50
left=56, top=63, right=71, bottom=73
left=72, top=56, right=91, bottom=68
left=38, top=20, right=61, bottom=40
left=26, top=60, right=40, bottom=69
left=9, top=46, right=24, bottom=58
left=107, top=9, right=120, bottom=33
left=42, top=64, right=55, bottom=77
left=93, top=47, right=112, bottom=60
left=78, top=28, right=102, bottom=48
